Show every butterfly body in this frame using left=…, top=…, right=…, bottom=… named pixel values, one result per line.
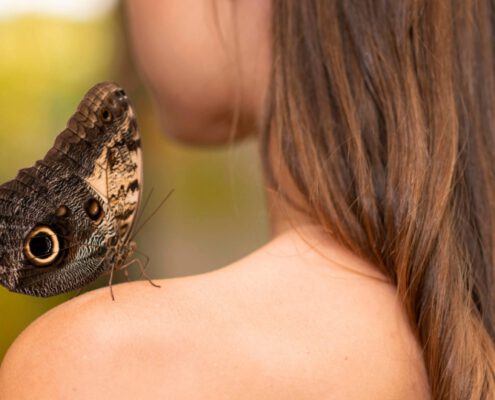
left=0, top=82, right=142, bottom=296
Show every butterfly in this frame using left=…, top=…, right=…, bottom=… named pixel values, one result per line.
left=0, top=82, right=149, bottom=298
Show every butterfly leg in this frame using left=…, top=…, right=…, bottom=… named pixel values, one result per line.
left=106, top=257, right=160, bottom=291
left=134, top=257, right=160, bottom=288
left=112, top=260, right=131, bottom=281
left=108, top=263, right=116, bottom=301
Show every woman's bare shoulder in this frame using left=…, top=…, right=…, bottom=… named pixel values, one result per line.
left=0, top=236, right=429, bottom=399
left=0, top=274, right=224, bottom=399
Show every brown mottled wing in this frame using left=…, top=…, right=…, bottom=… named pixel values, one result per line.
left=45, top=82, right=143, bottom=241
left=0, top=82, right=142, bottom=296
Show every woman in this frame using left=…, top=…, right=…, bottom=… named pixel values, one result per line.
left=1, top=0, right=493, bottom=398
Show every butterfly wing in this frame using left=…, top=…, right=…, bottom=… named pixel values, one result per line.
left=55, top=82, right=143, bottom=241
left=0, top=82, right=142, bottom=296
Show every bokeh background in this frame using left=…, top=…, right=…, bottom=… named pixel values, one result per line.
left=0, top=0, right=269, bottom=361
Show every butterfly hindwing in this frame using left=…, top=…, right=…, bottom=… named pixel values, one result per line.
left=0, top=82, right=142, bottom=296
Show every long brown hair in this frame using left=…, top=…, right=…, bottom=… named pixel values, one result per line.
left=261, top=1, right=495, bottom=398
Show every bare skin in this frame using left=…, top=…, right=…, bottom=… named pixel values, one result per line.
left=0, top=226, right=429, bottom=399
left=0, top=1, right=430, bottom=398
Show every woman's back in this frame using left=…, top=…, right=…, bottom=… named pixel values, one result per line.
left=0, top=228, right=429, bottom=399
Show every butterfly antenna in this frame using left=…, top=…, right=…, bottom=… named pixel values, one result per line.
left=137, top=187, right=155, bottom=223
left=131, top=188, right=175, bottom=240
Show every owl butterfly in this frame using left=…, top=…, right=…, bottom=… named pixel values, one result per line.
left=0, top=82, right=151, bottom=298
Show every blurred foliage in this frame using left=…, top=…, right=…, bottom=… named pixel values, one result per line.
left=0, top=11, right=268, bottom=361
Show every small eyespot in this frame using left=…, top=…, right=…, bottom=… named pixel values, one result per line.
left=23, top=226, right=60, bottom=267
left=100, top=108, right=113, bottom=123
left=85, top=198, right=104, bottom=222
left=55, top=205, right=70, bottom=218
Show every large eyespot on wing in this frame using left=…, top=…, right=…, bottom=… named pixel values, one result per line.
left=23, top=226, right=64, bottom=267
left=0, top=82, right=141, bottom=297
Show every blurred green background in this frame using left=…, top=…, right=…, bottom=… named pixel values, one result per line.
left=0, top=3, right=268, bottom=361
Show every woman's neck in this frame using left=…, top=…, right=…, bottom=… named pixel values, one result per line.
left=264, top=177, right=389, bottom=283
